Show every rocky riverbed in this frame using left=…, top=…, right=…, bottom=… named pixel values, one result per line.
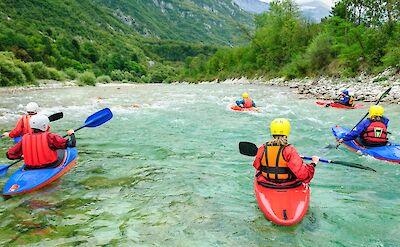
left=217, top=69, right=400, bottom=104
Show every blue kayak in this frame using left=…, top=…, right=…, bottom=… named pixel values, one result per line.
left=2, top=148, right=78, bottom=195
left=332, top=125, right=400, bottom=164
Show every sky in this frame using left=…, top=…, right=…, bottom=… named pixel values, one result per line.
left=260, top=0, right=335, bottom=8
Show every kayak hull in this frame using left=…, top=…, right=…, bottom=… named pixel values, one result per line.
left=316, top=101, right=365, bottom=109
left=332, top=125, right=400, bottom=164
left=2, top=148, right=78, bottom=195
left=230, top=105, right=259, bottom=112
left=254, top=178, right=310, bottom=226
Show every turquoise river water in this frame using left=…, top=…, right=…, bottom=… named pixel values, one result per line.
left=0, top=83, right=399, bottom=246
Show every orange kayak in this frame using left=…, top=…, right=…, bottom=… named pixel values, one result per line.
left=230, top=105, right=260, bottom=112
left=254, top=178, right=310, bottom=226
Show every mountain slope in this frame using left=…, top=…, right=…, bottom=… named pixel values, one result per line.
left=97, top=0, right=254, bottom=45
left=233, top=0, right=269, bottom=14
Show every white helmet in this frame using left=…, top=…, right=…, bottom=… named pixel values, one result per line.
left=29, top=114, right=49, bottom=131
left=26, top=102, right=39, bottom=113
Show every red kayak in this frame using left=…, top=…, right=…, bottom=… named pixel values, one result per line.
left=230, top=105, right=260, bottom=112
left=254, top=178, right=310, bottom=226
left=316, top=101, right=366, bottom=109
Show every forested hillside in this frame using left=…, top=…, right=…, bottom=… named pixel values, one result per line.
left=0, top=0, right=252, bottom=86
left=181, top=0, right=400, bottom=81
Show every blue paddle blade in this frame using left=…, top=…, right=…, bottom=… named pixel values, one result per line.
left=83, top=108, right=113, bottom=128
left=0, top=165, right=10, bottom=176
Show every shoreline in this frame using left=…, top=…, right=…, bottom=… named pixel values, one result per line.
left=1, top=70, right=399, bottom=104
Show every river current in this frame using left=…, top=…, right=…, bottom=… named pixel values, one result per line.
left=0, top=83, right=399, bottom=246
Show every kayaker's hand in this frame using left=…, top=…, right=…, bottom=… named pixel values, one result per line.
left=67, top=129, right=74, bottom=136
left=338, top=138, right=344, bottom=143
left=311, top=156, right=319, bottom=165
left=2, top=132, right=9, bottom=137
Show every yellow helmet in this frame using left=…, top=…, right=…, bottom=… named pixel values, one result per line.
left=270, top=118, right=291, bottom=137
left=242, top=93, right=249, bottom=99
left=369, top=105, right=384, bottom=117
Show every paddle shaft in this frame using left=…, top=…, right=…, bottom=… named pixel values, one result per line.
left=336, top=87, right=392, bottom=149
left=301, top=156, right=376, bottom=172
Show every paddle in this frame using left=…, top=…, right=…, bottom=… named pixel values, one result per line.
left=0, top=108, right=113, bottom=176
left=336, top=87, right=392, bottom=149
left=239, top=142, right=376, bottom=172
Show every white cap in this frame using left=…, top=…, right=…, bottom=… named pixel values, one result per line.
left=26, top=102, right=39, bottom=113
left=29, top=114, right=49, bottom=131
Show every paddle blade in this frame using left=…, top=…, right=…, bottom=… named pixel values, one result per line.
left=239, top=142, right=258, bottom=156
left=83, top=108, right=113, bottom=128
left=331, top=160, right=376, bottom=172
left=0, top=165, right=10, bottom=176
left=48, top=112, right=63, bottom=122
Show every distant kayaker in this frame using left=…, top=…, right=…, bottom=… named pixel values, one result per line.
left=338, top=105, right=389, bottom=147
left=335, top=90, right=354, bottom=107
left=236, top=93, right=256, bottom=108
left=2, top=102, right=42, bottom=138
left=6, top=114, right=76, bottom=169
left=252, top=118, right=319, bottom=187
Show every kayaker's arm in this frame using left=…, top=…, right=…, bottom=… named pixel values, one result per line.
left=6, top=141, right=23, bottom=160
left=284, top=146, right=315, bottom=184
left=236, top=99, right=244, bottom=107
left=342, top=119, right=369, bottom=141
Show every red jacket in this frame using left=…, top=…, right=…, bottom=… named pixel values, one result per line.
left=8, top=115, right=51, bottom=138
left=9, top=115, right=32, bottom=138
left=7, top=132, right=67, bottom=160
left=253, top=144, right=315, bottom=185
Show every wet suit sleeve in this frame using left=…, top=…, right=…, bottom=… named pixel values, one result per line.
left=283, top=146, right=315, bottom=184
left=47, top=133, right=68, bottom=149
left=8, top=118, right=24, bottom=138
left=236, top=99, right=244, bottom=107
left=342, top=119, right=370, bottom=141
left=338, top=96, right=349, bottom=104
left=252, top=145, right=265, bottom=170
left=6, top=141, right=23, bottom=160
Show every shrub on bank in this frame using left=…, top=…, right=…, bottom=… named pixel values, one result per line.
left=0, top=58, right=26, bottom=86
left=65, top=68, right=79, bottom=79
left=29, top=62, right=50, bottom=79
left=78, top=71, right=96, bottom=86
left=96, top=75, right=112, bottom=83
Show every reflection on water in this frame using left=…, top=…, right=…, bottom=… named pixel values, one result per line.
left=0, top=84, right=399, bottom=246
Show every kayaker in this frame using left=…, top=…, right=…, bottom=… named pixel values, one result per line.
left=338, top=105, right=389, bottom=147
left=252, top=118, right=319, bottom=187
left=2, top=102, right=42, bottom=138
left=335, top=90, right=354, bottom=107
left=236, top=93, right=256, bottom=108
left=6, top=114, right=76, bottom=169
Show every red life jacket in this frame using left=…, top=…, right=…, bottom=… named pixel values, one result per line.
left=21, top=132, right=58, bottom=167
left=22, top=115, right=33, bottom=135
left=362, top=119, right=388, bottom=145
left=243, top=99, right=253, bottom=108
left=259, top=143, right=297, bottom=184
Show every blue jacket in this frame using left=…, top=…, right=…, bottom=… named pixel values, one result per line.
left=236, top=99, right=256, bottom=107
left=338, top=95, right=351, bottom=105
left=343, top=116, right=389, bottom=141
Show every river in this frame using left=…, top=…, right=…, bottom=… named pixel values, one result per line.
left=0, top=83, right=399, bottom=246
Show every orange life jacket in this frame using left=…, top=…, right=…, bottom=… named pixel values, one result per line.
left=243, top=99, right=253, bottom=108
left=362, top=119, right=388, bottom=145
left=21, top=132, right=58, bottom=167
left=22, top=115, right=32, bottom=135
left=348, top=96, right=354, bottom=106
left=259, top=143, right=296, bottom=183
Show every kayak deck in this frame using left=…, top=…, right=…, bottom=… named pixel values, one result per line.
left=254, top=178, right=310, bottom=226
left=316, top=101, right=365, bottom=109
left=332, top=125, right=400, bottom=164
left=2, top=147, right=78, bottom=195
left=230, top=105, right=260, bottom=112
